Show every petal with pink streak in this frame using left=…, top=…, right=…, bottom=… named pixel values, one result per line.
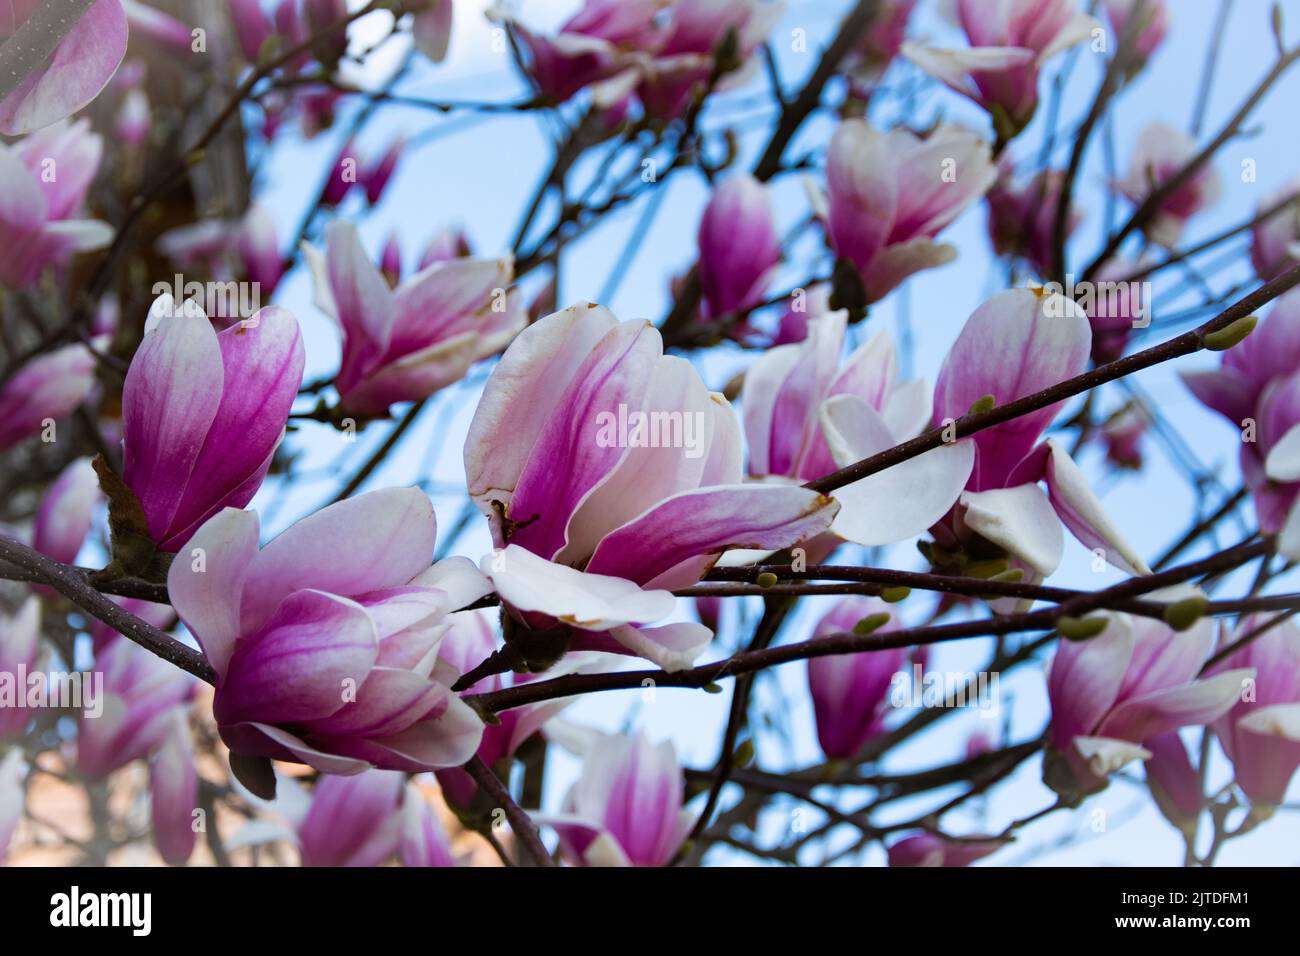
left=121, top=298, right=224, bottom=543
left=162, top=306, right=304, bottom=548
left=1098, top=669, right=1255, bottom=744
left=465, top=302, right=620, bottom=516
left=167, top=507, right=260, bottom=678
left=585, top=484, right=839, bottom=589
left=1043, top=439, right=1151, bottom=575
left=324, top=221, right=396, bottom=391
left=0, top=0, right=129, bottom=136
left=506, top=320, right=662, bottom=560
left=217, top=590, right=378, bottom=727
left=826, top=119, right=897, bottom=274
left=1048, top=614, right=1134, bottom=748
left=240, top=487, right=437, bottom=635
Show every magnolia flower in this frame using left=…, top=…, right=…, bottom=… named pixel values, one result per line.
left=1144, top=732, right=1202, bottom=834
left=305, top=221, right=524, bottom=415
left=742, top=309, right=968, bottom=553
left=887, top=832, right=1002, bottom=867
left=511, top=0, right=665, bottom=104
left=0, top=600, right=41, bottom=740
left=697, top=173, right=781, bottom=321
left=1104, top=0, right=1168, bottom=68
left=0, top=749, right=24, bottom=863
left=806, top=597, right=910, bottom=760
left=121, top=0, right=193, bottom=55
left=1045, top=613, right=1252, bottom=795
left=432, top=612, right=595, bottom=810
left=635, top=0, right=786, bottom=118
left=362, top=137, right=404, bottom=206
left=1115, top=122, right=1221, bottom=247
left=822, top=120, right=996, bottom=301
left=231, top=769, right=457, bottom=867
left=903, top=0, right=1098, bottom=138
left=413, top=0, right=454, bottom=63
left=1084, top=258, right=1150, bottom=363
left=1250, top=176, right=1300, bottom=282
left=466, top=303, right=838, bottom=670
left=1182, top=288, right=1300, bottom=429
left=33, top=458, right=100, bottom=565
left=541, top=731, right=694, bottom=867
left=843, top=0, right=918, bottom=93
left=167, top=488, right=491, bottom=776
left=1101, top=404, right=1146, bottom=470
left=78, top=637, right=199, bottom=865
left=121, top=297, right=304, bottom=553
left=0, top=343, right=97, bottom=451
left=0, top=0, right=128, bottom=135
left=985, top=167, right=1081, bottom=277
left=928, top=289, right=1151, bottom=585
left=0, top=119, right=112, bottom=287
left=1209, top=615, right=1300, bottom=807
left=237, top=203, right=284, bottom=297
left=229, top=0, right=273, bottom=62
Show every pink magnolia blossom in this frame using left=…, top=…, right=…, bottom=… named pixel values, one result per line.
left=697, top=173, right=781, bottom=320
left=433, top=612, right=618, bottom=808
left=1209, top=615, right=1300, bottom=807
left=1084, top=258, right=1150, bottom=363
left=466, top=303, right=839, bottom=671
left=511, top=0, right=666, bottom=104
left=1101, top=404, right=1146, bottom=470
left=362, top=136, right=404, bottom=205
left=0, top=343, right=98, bottom=451
left=1115, top=122, right=1222, bottom=247
left=0, top=0, right=128, bottom=135
left=1046, top=613, right=1252, bottom=795
left=887, top=832, right=1002, bottom=866
left=903, top=0, right=1098, bottom=138
left=0, top=750, right=24, bottom=862
left=1250, top=176, right=1300, bottom=282
left=823, top=120, right=997, bottom=301
left=121, top=0, right=193, bottom=55
left=541, top=731, right=694, bottom=867
left=929, top=289, right=1151, bottom=584
left=843, top=0, right=918, bottom=93
left=413, top=0, right=454, bottom=64
left=1104, top=0, right=1168, bottom=67
left=419, top=226, right=472, bottom=268
left=0, top=599, right=41, bottom=739
left=237, top=203, right=284, bottom=297
left=229, top=0, right=273, bottom=62
left=635, top=0, right=785, bottom=118
left=1182, top=288, right=1300, bottom=429
left=121, top=297, right=304, bottom=552
left=743, top=309, right=970, bottom=553
left=115, top=87, right=150, bottom=146
left=1144, top=732, right=1202, bottom=833
left=234, top=769, right=457, bottom=866
left=167, top=488, right=491, bottom=775
left=0, top=119, right=113, bottom=287
left=985, top=167, right=1082, bottom=277
left=33, top=457, right=100, bottom=565
left=305, top=221, right=524, bottom=415
left=78, top=637, right=199, bottom=864
left=806, top=597, right=909, bottom=760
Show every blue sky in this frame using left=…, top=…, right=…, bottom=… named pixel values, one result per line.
left=239, top=0, right=1300, bottom=864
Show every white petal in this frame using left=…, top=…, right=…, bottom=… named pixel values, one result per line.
left=1045, top=440, right=1152, bottom=575
left=961, top=483, right=1064, bottom=578
left=483, top=545, right=675, bottom=630
left=1237, top=702, right=1300, bottom=742
left=1073, top=736, right=1152, bottom=777
left=1265, top=423, right=1300, bottom=482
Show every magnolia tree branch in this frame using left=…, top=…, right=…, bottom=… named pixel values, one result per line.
left=463, top=756, right=554, bottom=867
left=466, top=539, right=1275, bottom=716
left=0, top=535, right=215, bottom=684
left=805, top=262, right=1300, bottom=495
